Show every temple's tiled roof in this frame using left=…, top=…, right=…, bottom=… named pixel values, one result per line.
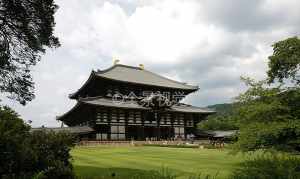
left=58, top=97, right=215, bottom=124
left=95, top=64, right=198, bottom=90
left=196, top=130, right=238, bottom=138
left=80, top=97, right=214, bottom=114
left=80, top=96, right=149, bottom=110
left=168, top=104, right=216, bottom=114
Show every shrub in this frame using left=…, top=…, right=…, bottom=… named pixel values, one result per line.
left=29, top=130, right=75, bottom=172
left=0, top=106, right=33, bottom=178
left=33, top=161, right=75, bottom=179
left=231, top=153, right=300, bottom=179
left=0, top=105, right=76, bottom=179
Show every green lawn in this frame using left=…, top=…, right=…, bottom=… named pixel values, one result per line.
left=72, top=146, right=244, bottom=179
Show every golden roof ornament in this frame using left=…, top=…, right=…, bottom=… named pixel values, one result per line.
left=113, top=57, right=120, bottom=65
left=139, top=64, right=144, bottom=70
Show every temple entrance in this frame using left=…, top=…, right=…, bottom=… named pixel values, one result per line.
left=126, top=126, right=139, bottom=140
left=160, top=126, right=174, bottom=140
left=144, top=126, right=157, bottom=140
left=125, top=126, right=175, bottom=140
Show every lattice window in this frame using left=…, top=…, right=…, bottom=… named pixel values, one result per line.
left=110, top=125, right=125, bottom=140
left=174, top=127, right=185, bottom=139
left=134, top=111, right=141, bottom=123
left=96, top=108, right=108, bottom=123
left=128, top=111, right=134, bottom=123
left=119, top=110, right=125, bottom=123
left=111, top=110, right=117, bottom=123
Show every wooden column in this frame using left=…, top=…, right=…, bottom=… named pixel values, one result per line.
left=125, top=110, right=129, bottom=140
left=156, top=112, right=161, bottom=140
left=141, top=111, right=145, bottom=140
left=108, top=108, right=112, bottom=140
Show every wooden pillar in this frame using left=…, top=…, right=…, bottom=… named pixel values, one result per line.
left=171, top=113, right=175, bottom=139
left=125, top=110, right=129, bottom=140
left=108, top=108, right=112, bottom=140
left=184, top=113, right=187, bottom=139
left=141, top=111, right=145, bottom=140
left=156, top=112, right=161, bottom=140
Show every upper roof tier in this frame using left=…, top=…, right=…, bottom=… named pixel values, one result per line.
left=69, top=64, right=199, bottom=99
left=95, top=64, right=198, bottom=90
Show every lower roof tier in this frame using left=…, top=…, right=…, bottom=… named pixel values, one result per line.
left=57, top=96, right=215, bottom=126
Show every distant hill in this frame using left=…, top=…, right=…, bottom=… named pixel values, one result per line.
left=206, top=103, right=235, bottom=116
left=198, top=103, right=239, bottom=130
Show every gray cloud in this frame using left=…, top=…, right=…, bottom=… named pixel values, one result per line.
left=198, top=0, right=300, bottom=32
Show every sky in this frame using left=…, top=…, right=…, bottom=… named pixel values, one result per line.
left=2, top=0, right=300, bottom=127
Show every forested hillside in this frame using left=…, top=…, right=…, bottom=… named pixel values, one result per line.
left=198, top=103, right=239, bottom=130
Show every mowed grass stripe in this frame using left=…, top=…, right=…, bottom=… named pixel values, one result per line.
left=72, top=146, right=244, bottom=179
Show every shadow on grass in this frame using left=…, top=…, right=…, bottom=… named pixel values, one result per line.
left=75, top=165, right=178, bottom=179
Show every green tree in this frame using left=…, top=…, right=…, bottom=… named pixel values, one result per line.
left=0, top=105, right=33, bottom=177
left=0, top=0, right=60, bottom=105
left=233, top=37, right=300, bottom=152
left=267, top=36, right=300, bottom=84
left=198, top=115, right=239, bottom=131
left=0, top=106, right=75, bottom=178
left=234, top=77, right=300, bottom=152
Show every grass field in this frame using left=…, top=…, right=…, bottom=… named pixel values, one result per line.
left=72, top=146, right=245, bottom=179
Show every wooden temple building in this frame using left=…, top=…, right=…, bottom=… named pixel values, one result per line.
left=58, top=64, right=215, bottom=140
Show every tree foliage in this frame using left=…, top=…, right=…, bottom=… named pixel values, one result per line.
left=231, top=153, right=300, bottom=179
left=0, top=105, right=31, bottom=177
left=267, top=36, right=300, bottom=84
left=0, top=0, right=60, bottom=105
left=0, top=106, right=75, bottom=178
left=232, top=37, right=300, bottom=153
left=234, top=77, right=300, bottom=152
left=198, top=115, right=239, bottom=131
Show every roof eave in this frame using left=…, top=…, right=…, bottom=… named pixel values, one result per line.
left=69, top=71, right=96, bottom=99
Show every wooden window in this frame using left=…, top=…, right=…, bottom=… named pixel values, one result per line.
left=118, top=133, right=125, bottom=140
left=96, top=133, right=101, bottom=140
left=119, top=110, right=125, bottom=123
left=96, top=108, right=108, bottom=123
left=110, top=125, right=126, bottom=140
left=118, top=125, right=125, bottom=133
left=101, top=133, right=107, bottom=140
left=111, top=134, right=118, bottom=140
left=111, top=126, right=118, bottom=133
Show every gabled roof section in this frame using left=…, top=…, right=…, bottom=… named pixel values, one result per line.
left=69, top=64, right=199, bottom=99
left=168, top=103, right=216, bottom=114
left=69, top=71, right=96, bottom=99
left=58, top=96, right=215, bottom=125
left=95, top=64, right=199, bottom=90
left=80, top=97, right=215, bottom=114
left=80, top=96, right=149, bottom=110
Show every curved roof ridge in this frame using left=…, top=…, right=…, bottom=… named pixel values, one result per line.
left=95, top=64, right=199, bottom=90
left=142, top=68, right=198, bottom=88
left=96, top=64, right=141, bottom=74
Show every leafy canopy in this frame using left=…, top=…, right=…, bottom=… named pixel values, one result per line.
left=0, top=105, right=75, bottom=178
left=232, top=37, right=300, bottom=153
left=0, top=0, right=60, bottom=105
left=268, top=36, right=300, bottom=84
left=234, top=78, right=300, bottom=152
